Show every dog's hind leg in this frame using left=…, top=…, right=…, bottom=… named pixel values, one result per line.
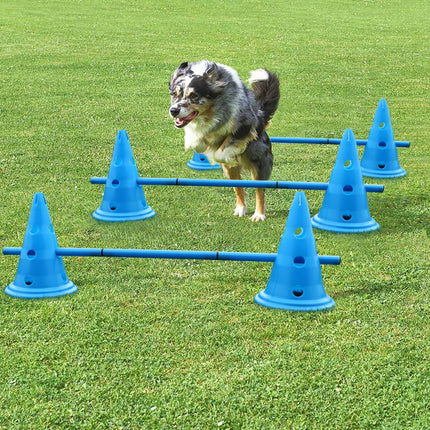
left=250, top=169, right=266, bottom=222
left=251, top=191, right=266, bottom=222
left=245, top=134, right=273, bottom=222
left=222, top=165, right=247, bottom=217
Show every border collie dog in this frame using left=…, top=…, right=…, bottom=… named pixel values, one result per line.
left=169, top=60, right=280, bottom=221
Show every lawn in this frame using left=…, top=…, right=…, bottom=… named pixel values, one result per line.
left=1, top=0, right=429, bottom=428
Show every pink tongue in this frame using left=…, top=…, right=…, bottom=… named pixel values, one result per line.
left=175, top=112, right=197, bottom=126
left=184, top=112, right=197, bottom=121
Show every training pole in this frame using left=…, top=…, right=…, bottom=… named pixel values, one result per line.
left=2, top=247, right=341, bottom=265
left=270, top=137, right=410, bottom=147
left=91, top=177, right=384, bottom=193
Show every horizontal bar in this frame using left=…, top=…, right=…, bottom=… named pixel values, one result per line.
left=136, top=177, right=330, bottom=190
left=91, top=177, right=384, bottom=193
left=270, top=137, right=410, bottom=148
left=2, top=247, right=341, bottom=265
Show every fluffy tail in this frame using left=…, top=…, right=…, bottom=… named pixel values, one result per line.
left=249, top=69, right=280, bottom=126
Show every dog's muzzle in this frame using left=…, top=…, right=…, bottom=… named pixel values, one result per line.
left=170, top=107, right=198, bottom=128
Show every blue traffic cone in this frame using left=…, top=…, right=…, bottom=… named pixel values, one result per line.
left=93, top=130, right=155, bottom=222
left=312, top=129, right=380, bottom=233
left=254, top=191, right=335, bottom=311
left=5, top=193, right=77, bottom=299
left=187, top=152, right=221, bottom=170
left=360, top=99, right=406, bottom=178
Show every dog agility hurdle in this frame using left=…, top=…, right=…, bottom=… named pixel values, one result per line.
left=91, top=176, right=384, bottom=193
left=90, top=128, right=384, bottom=231
left=270, top=137, right=409, bottom=147
left=3, top=192, right=339, bottom=311
left=3, top=246, right=340, bottom=265
left=188, top=99, right=409, bottom=178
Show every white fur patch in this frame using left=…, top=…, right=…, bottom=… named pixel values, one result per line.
left=213, top=145, right=242, bottom=165
left=190, top=60, right=210, bottom=77
left=234, top=205, right=247, bottom=217
left=250, top=212, right=266, bottom=222
left=249, top=69, right=269, bottom=83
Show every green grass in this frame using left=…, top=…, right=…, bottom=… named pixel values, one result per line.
left=1, top=0, right=429, bottom=428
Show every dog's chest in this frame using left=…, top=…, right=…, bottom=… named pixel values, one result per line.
left=184, top=121, right=230, bottom=151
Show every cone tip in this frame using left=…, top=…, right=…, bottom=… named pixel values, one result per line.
left=294, top=191, right=305, bottom=206
left=342, top=128, right=355, bottom=143
left=116, top=129, right=130, bottom=142
left=33, top=192, right=47, bottom=205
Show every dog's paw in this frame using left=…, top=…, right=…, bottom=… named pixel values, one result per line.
left=214, top=148, right=239, bottom=166
left=250, top=212, right=266, bottom=222
left=234, top=205, right=247, bottom=217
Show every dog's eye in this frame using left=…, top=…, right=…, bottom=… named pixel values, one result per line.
left=170, top=87, right=183, bottom=98
left=188, top=92, right=199, bottom=103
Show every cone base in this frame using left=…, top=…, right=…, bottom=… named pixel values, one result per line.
left=5, top=280, right=77, bottom=299
left=187, top=154, right=221, bottom=171
left=254, top=289, right=335, bottom=312
left=92, top=206, right=155, bottom=222
left=311, top=214, right=379, bottom=233
left=361, top=166, right=406, bottom=179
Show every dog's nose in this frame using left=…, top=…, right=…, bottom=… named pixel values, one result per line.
left=169, top=106, right=181, bottom=117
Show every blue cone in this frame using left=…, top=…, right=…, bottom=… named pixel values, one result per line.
left=93, top=130, right=155, bottom=222
left=187, top=152, right=221, bottom=170
left=5, top=193, right=77, bottom=299
left=254, top=192, right=335, bottom=311
left=360, top=99, right=406, bottom=178
left=312, top=129, right=379, bottom=233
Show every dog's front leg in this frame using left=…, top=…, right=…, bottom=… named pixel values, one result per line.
left=214, top=128, right=258, bottom=165
left=213, top=138, right=246, bottom=165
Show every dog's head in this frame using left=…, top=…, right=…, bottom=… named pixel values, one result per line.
left=169, top=61, right=226, bottom=128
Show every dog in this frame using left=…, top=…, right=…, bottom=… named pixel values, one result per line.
left=169, top=60, right=280, bottom=221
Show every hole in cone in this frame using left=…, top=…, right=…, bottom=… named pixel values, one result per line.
left=30, top=225, right=39, bottom=234
left=379, top=122, right=385, bottom=128
left=294, top=227, right=304, bottom=238
left=378, top=141, right=387, bottom=147
left=112, top=179, right=120, bottom=187
left=25, top=276, right=33, bottom=286
left=344, top=160, right=352, bottom=169
left=378, top=164, right=386, bottom=169
left=342, top=214, right=352, bottom=221
left=293, top=289, right=304, bottom=297
left=27, top=250, right=36, bottom=259
left=294, top=256, right=305, bottom=265
left=110, top=205, right=117, bottom=211
left=343, top=185, right=353, bottom=194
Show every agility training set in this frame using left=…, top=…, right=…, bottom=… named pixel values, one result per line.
left=2, top=99, right=408, bottom=311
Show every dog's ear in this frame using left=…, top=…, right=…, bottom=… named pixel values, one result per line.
left=204, top=62, right=219, bottom=81
left=204, top=62, right=227, bottom=94
left=170, top=62, right=190, bottom=89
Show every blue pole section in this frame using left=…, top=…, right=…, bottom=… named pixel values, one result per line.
left=2, top=247, right=341, bottom=265
left=270, top=137, right=410, bottom=148
left=91, top=177, right=384, bottom=193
